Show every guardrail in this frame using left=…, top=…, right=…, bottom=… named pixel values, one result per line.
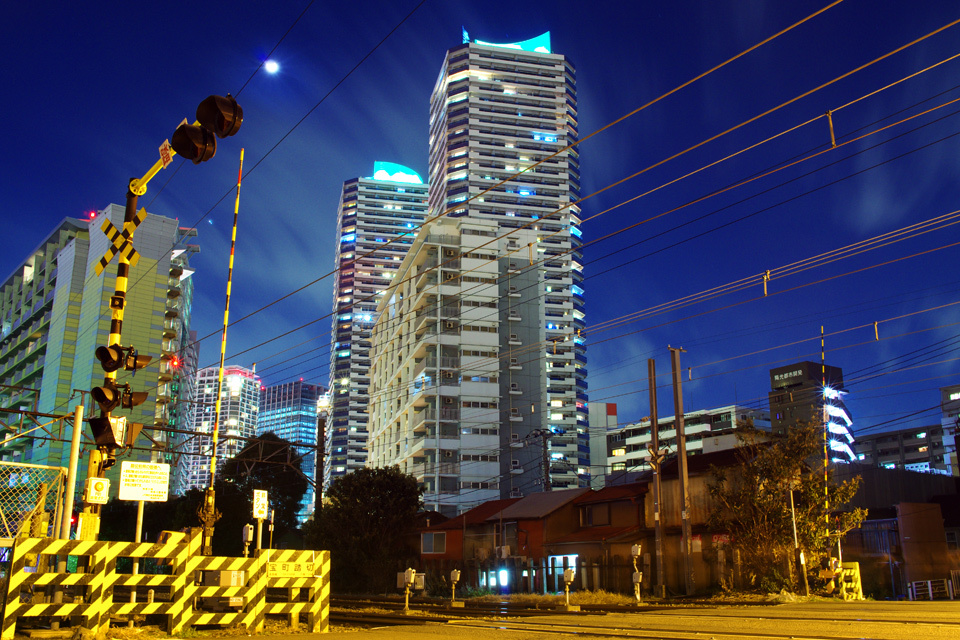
left=1, top=528, right=329, bottom=637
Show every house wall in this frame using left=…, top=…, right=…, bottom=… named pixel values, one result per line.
left=897, top=502, right=952, bottom=583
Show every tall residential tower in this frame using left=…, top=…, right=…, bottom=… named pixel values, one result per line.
left=427, top=31, right=589, bottom=491
left=325, top=163, right=428, bottom=490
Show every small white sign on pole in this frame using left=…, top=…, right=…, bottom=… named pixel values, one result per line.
left=253, top=489, right=268, bottom=519
left=118, top=461, right=170, bottom=502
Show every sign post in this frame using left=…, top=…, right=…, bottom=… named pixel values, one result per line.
left=253, top=489, right=268, bottom=550
left=118, top=461, right=170, bottom=621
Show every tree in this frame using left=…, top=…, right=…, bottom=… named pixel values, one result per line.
left=304, top=466, right=422, bottom=593
left=221, top=432, right=309, bottom=538
left=99, top=433, right=308, bottom=557
left=707, top=420, right=866, bottom=591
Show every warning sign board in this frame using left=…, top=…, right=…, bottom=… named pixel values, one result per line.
left=118, top=461, right=170, bottom=502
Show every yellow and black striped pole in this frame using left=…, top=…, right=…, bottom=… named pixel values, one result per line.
left=199, top=149, right=244, bottom=555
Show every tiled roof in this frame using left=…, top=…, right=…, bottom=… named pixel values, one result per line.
left=491, top=488, right=591, bottom=520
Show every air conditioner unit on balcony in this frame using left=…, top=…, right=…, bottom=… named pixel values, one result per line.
left=443, top=397, right=454, bottom=405
left=442, top=450, right=454, bottom=459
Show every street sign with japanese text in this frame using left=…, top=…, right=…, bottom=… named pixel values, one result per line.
left=253, top=489, right=268, bottom=519
left=118, top=461, right=170, bottom=502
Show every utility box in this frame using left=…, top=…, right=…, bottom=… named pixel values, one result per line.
left=204, top=570, right=246, bottom=587
left=396, top=572, right=425, bottom=590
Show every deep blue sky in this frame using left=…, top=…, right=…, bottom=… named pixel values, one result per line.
left=3, top=1, right=960, bottom=439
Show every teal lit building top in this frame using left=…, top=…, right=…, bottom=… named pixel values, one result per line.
left=370, top=161, right=423, bottom=184
left=462, top=28, right=551, bottom=54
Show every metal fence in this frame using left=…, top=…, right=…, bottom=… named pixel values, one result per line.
left=0, top=461, right=66, bottom=539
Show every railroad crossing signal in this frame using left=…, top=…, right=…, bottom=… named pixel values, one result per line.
left=94, top=207, right=147, bottom=275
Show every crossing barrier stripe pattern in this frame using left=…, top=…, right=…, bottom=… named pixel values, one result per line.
left=2, top=530, right=330, bottom=637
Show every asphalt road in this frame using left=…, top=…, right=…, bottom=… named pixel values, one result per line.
left=312, top=601, right=960, bottom=640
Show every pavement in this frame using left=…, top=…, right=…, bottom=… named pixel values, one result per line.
left=302, top=601, right=960, bottom=640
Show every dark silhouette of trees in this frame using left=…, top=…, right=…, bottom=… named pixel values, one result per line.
left=708, top=420, right=866, bottom=591
left=304, top=466, right=422, bottom=593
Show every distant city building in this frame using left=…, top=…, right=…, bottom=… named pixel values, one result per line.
left=588, top=402, right=618, bottom=488
left=768, top=361, right=855, bottom=462
left=177, top=365, right=260, bottom=493
left=325, top=162, right=428, bottom=491
left=607, top=405, right=771, bottom=479
left=854, top=425, right=955, bottom=476
left=0, top=206, right=198, bottom=496
left=258, top=380, right=324, bottom=521
left=425, top=30, right=589, bottom=491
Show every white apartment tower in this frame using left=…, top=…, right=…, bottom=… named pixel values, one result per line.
left=368, top=215, right=550, bottom=514
left=176, top=365, right=260, bottom=493
left=325, top=163, right=428, bottom=490
left=426, top=31, right=589, bottom=491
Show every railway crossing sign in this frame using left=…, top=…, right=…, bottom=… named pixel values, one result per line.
left=94, top=207, right=147, bottom=275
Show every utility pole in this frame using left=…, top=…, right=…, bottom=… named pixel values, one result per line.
left=669, top=346, right=694, bottom=596
left=647, top=359, right=665, bottom=599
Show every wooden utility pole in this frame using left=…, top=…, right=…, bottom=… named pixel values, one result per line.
left=647, top=359, right=666, bottom=599
left=669, top=346, right=694, bottom=596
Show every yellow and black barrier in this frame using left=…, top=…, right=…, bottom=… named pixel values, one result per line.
left=1, top=529, right=330, bottom=637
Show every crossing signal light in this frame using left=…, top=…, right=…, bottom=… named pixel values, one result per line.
left=171, top=124, right=216, bottom=164
left=91, top=380, right=121, bottom=413
left=197, top=94, right=243, bottom=138
left=95, top=345, right=124, bottom=373
left=170, top=94, right=243, bottom=164
left=89, top=415, right=126, bottom=448
left=122, top=389, right=149, bottom=409
left=125, top=349, right=153, bottom=373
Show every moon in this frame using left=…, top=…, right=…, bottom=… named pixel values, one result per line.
left=264, top=60, right=279, bottom=74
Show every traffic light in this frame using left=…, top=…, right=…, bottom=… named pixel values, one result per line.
left=91, top=380, right=121, bottom=413
left=170, top=94, right=243, bottom=164
left=95, top=345, right=124, bottom=373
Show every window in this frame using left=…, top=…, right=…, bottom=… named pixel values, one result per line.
left=580, top=504, right=610, bottom=527
left=422, top=532, right=446, bottom=554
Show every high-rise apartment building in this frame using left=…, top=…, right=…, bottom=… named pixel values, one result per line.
left=177, top=365, right=260, bottom=493
left=424, top=30, right=588, bottom=492
left=258, top=380, right=324, bottom=521
left=325, top=162, right=428, bottom=490
left=0, top=205, right=197, bottom=491
left=369, top=215, right=550, bottom=514
left=768, top=361, right=856, bottom=462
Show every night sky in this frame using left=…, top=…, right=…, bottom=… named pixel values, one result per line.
left=3, top=1, right=960, bottom=439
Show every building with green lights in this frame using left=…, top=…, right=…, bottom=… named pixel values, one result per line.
left=325, top=162, right=428, bottom=491
left=0, top=204, right=198, bottom=493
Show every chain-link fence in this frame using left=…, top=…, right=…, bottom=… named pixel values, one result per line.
left=0, top=461, right=66, bottom=538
